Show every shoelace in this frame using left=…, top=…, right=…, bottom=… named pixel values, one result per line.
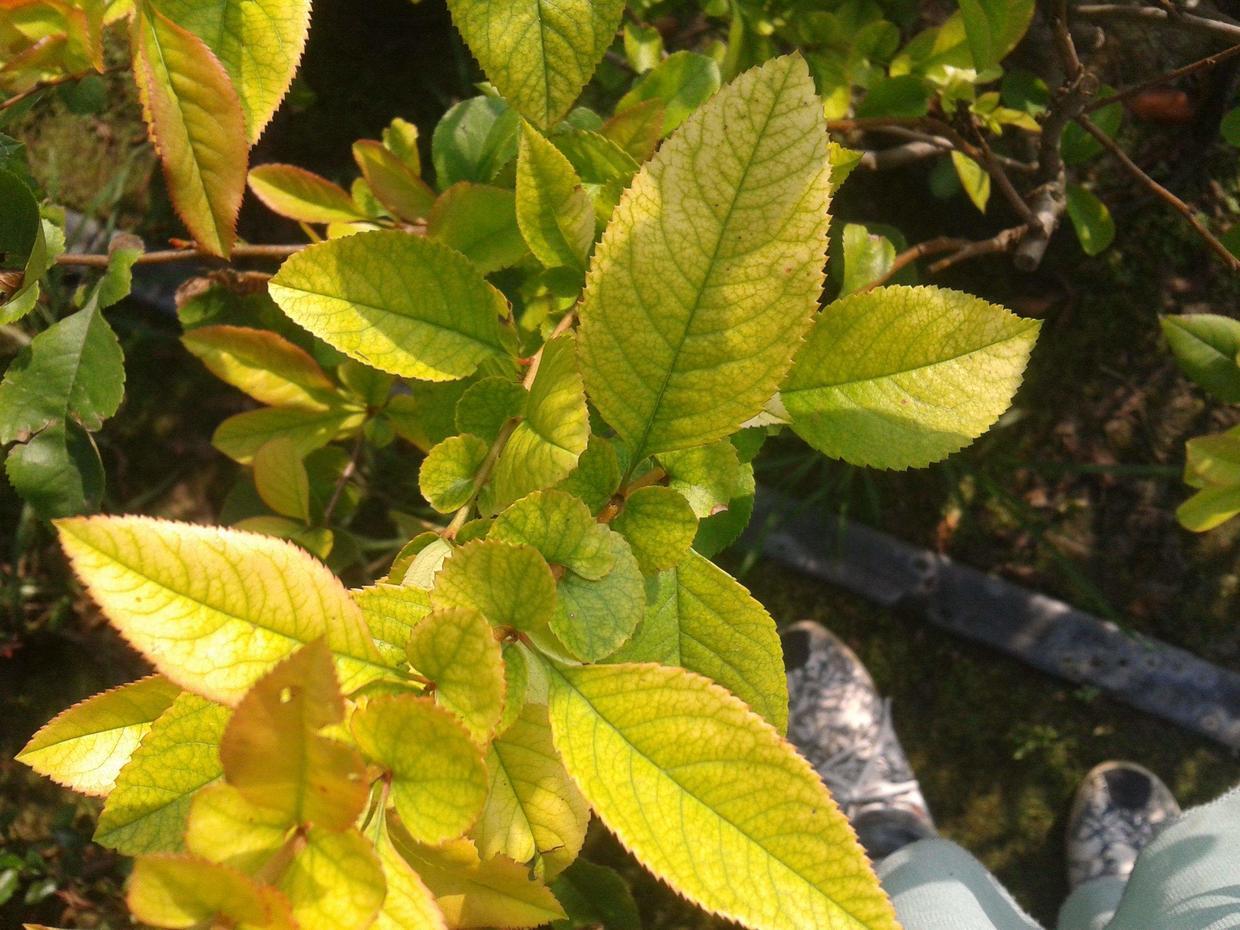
left=819, top=699, right=925, bottom=819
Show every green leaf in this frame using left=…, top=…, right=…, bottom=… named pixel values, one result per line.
left=386, top=823, right=566, bottom=929
left=486, top=334, right=589, bottom=512
left=657, top=441, right=745, bottom=518
left=784, top=285, right=1040, bottom=469
left=548, top=129, right=639, bottom=226
left=132, top=6, right=247, bottom=257
left=219, top=640, right=367, bottom=831
left=350, top=695, right=488, bottom=845
left=950, top=151, right=990, bottom=213
left=856, top=75, right=930, bottom=118
left=611, top=486, right=697, bottom=575
left=18, top=675, right=181, bottom=797
left=279, top=827, right=386, bottom=930
left=1178, top=483, right=1240, bottom=532
left=4, top=420, right=104, bottom=518
left=556, top=436, right=621, bottom=514
left=610, top=551, right=786, bottom=730
left=54, top=516, right=386, bottom=704
left=268, top=231, right=508, bottom=381
left=1065, top=183, right=1115, bottom=256
left=248, top=164, right=367, bottom=224
left=181, top=324, right=340, bottom=410
left=1184, top=428, right=1240, bottom=489
left=455, top=377, right=526, bottom=442
left=615, top=51, right=722, bottom=137
left=253, top=437, right=311, bottom=522
left=446, top=0, right=626, bottom=127
left=550, top=530, right=644, bottom=662
left=350, top=583, right=432, bottom=667
left=421, top=434, right=490, bottom=513
left=1, top=218, right=65, bottom=326
left=430, top=540, right=557, bottom=634
left=185, top=783, right=293, bottom=874
left=840, top=223, right=895, bottom=296
left=128, top=855, right=294, bottom=930
left=374, top=815, right=448, bottom=930
left=547, top=662, right=897, bottom=930
left=1062, top=95, right=1121, bottom=165
left=623, top=22, right=663, bottom=74
left=579, top=55, right=832, bottom=462
left=692, top=460, right=754, bottom=557
left=406, top=607, right=506, bottom=742
left=473, top=701, right=589, bottom=876
left=95, top=692, right=229, bottom=854
left=432, top=96, right=520, bottom=189
left=1161, top=314, right=1240, bottom=403
left=1222, top=107, right=1240, bottom=147
left=0, top=166, right=38, bottom=266
left=957, top=0, right=1034, bottom=71
left=214, top=406, right=365, bottom=464
left=601, top=99, right=664, bottom=163
left=550, top=859, right=640, bottom=930
left=516, top=124, right=594, bottom=270
left=428, top=183, right=528, bottom=274
left=354, top=139, right=436, bottom=223
left=490, top=489, right=613, bottom=580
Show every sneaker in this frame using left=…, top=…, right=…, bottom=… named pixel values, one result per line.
left=782, top=620, right=936, bottom=859
left=1066, top=761, right=1181, bottom=889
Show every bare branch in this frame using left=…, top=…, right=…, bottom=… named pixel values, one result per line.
left=1075, top=114, right=1240, bottom=271
left=860, top=236, right=973, bottom=290
left=1087, top=42, right=1240, bottom=112
left=929, top=226, right=1030, bottom=273
left=56, top=243, right=309, bottom=268
left=1075, top=4, right=1240, bottom=41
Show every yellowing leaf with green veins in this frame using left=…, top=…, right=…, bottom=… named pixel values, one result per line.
left=446, top=0, right=625, bottom=128
left=473, top=701, right=588, bottom=877
left=612, top=486, right=697, bottom=574
left=269, top=231, right=508, bottom=382
left=602, top=98, right=664, bottom=163
left=354, top=140, right=436, bottom=222
left=249, top=164, right=367, bottom=224
left=431, top=540, right=556, bottom=634
left=181, top=325, right=340, bottom=411
left=350, top=583, right=432, bottom=668
left=429, top=184, right=527, bottom=274
left=610, top=551, right=786, bottom=730
left=351, top=696, right=488, bottom=844
left=132, top=6, right=246, bottom=257
left=278, top=827, right=386, bottom=930
left=96, top=692, right=228, bottom=854
left=55, top=516, right=386, bottom=704
left=185, top=783, right=292, bottom=874
left=421, top=434, right=490, bottom=513
left=486, top=335, right=588, bottom=512
left=375, top=815, right=448, bottom=930
left=154, top=0, right=312, bottom=142
left=516, top=124, right=594, bottom=270
left=214, top=406, right=366, bottom=464
left=579, top=55, right=832, bottom=461
left=551, top=530, right=643, bottom=662
left=128, top=855, right=295, bottom=930
left=406, top=608, right=506, bottom=742
left=489, top=489, right=612, bottom=580
left=455, top=377, right=526, bottom=443
left=556, top=436, right=621, bottom=514
left=497, top=642, right=532, bottom=735
left=220, top=641, right=367, bottom=831
left=656, top=441, right=745, bottom=518
left=386, top=821, right=566, bottom=929
left=547, top=662, right=897, bottom=930
left=18, top=675, right=180, bottom=797
left=784, top=285, right=1040, bottom=469
left=253, top=437, right=311, bottom=522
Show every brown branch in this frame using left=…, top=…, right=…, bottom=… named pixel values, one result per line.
left=0, top=65, right=123, bottom=113
left=1086, top=43, right=1240, bottom=112
left=56, top=243, right=308, bottom=268
left=928, top=226, right=1029, bottom=274
left=860, top=236, right=973, bottom=291
left=847, top=124, right=1037, bottom=173
left=1075, top=4, right=1240, bottom=41
left=1075, top=114, right=1240, bottom=271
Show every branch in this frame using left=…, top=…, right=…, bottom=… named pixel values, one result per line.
left=1076, top=114, right=1240, bottom=271
left=928, top=226, right=1029, bottom=274
left=860, top=236, right=973, bottom=290
left=56, top=243, right=308, bottom=268
left=0, top=65, right=123, bottom=113
left=1086, top=42, right=1240, bottom=112
left=1075, top=4, right=1240, bottom=41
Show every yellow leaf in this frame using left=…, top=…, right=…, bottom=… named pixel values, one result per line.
left=181, top=324, right=340, bottom=411
left=214, top=405, right=366, bottom=464
left=249, top=163, right=367, bottom=224
left=18, top=674, right=180, bottom=797
left=55, top=516, right=387, bottom=704
left=354, top=139, right=436, bottom=223
left=129, top=854, right=295, bottom=930
left=375, top=814, right=449, bottom=930
left=185, top=783, right=293, bottom=874
left=350, top=695, right=488, bottom=845
left=278, top=827, right=386, bottom=930
left=132, top=6, right=247, bottom=257
left=548, top=662, right=898, bottom=930
left=429, top=540, right=556, bottom=635
left=406, top=607, right=506, bottom=743
left=253, top=437, right=311, bottom=522
left=350, top=582, right=432, bottom=668
left=220, top=640, right=369, bottom=830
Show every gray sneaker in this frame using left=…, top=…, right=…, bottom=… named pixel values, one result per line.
left=1067, top=761, right=1181, bottom=889
left=782, top=620, right=936, bottom=860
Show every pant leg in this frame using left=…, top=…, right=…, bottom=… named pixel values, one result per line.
left=1097, top=785, right=1240, bottom=930
left=1056, top=877, right=1126, bottom=930
left=877, top=838, right=1047, bottom=930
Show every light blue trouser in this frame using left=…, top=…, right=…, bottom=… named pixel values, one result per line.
left=876, top=786, right=1240, bottom=930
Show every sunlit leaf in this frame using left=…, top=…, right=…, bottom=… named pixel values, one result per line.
left=185, top=783, right=293, bottom=874
left=550, top=530, right=643, bottom=662
left=430, top=540, right=556, bottom=634
left=611, top=486, right=696, bottom=574
left=421, top=434, right=490, bottom=513
left=407, top=607, right=506, bottom=742
left=1161, top=314, right=1240, bottom=403
left=615, top=51, right=721, bottom=136
left=428, top=183, right=527, bottom=274
left=516, top=123, right=594, bottom=270
left=181, top=324, right=339, bottom=411
left=278, top=827, right=386, bottom=930
left=253, top=437, right=311, bottom=522
left=214, top=406, right=365, bottom=464
left=128, top=855, right=294, bottom=930
left=489, top=489, right=613, bottom=580
left=354, top=139, right=436, bottom=223
left=249, top=164, right=366, bottom=224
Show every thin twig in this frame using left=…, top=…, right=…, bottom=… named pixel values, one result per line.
left=860, top=236, right=974, bottom=290
left=1087, top=43, right=1240, bottom=112
left=1075, top=4, right=1240, bottom=41
left=55, top=243, right=308, bottom=268
left=1075, top=114, right=1240, bottom=271
left=0, top=65, right=124, bottom=112
left=846, top=124, right=1037, bottom=173
left=321, top=433, right=365, bottom=525
left=928, top=226, right=1029, bottom=274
